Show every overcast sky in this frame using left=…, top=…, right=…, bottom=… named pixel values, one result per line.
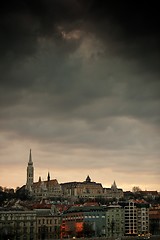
left=0, top=0, right=160, bottom=191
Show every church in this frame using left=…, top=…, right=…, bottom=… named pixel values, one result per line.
left=26, top=149, right=62, bottom=199
left=25, top=150, right=123, bottom=200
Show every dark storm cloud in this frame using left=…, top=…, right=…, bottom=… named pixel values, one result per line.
left=1, top=0, right=160, bottom=59
left=0, top=0, right=86, bottom=58
left=0, top=0, right=86, bottom=90
left=0, top=0, right=160, bottom=187
left=82, top=1, right=160, bottom=80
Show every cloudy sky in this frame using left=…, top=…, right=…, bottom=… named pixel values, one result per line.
left=0, top=0, right=160, bottom=191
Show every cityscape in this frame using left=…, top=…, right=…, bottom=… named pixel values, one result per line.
left=1, top=0, right=160, bottom=240
left=0, top=150, right=160, bottom=239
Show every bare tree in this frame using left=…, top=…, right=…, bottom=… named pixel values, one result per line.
left=132, top=186, right=142, bottom=193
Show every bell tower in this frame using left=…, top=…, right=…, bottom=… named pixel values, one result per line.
left=26, top=149, right=34, bottom=191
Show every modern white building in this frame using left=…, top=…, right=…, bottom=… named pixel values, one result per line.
left=123, top=199, right=150, bottom=236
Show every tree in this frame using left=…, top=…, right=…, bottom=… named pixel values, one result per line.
left=132, top=186, right=142, bottom=193
left=15, top=186, right=31, bottom=200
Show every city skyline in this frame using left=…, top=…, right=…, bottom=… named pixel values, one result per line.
left=1, top=148, right=159, bottom=192
left=0, top=1, right=160, bottom=191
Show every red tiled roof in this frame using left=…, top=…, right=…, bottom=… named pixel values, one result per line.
left=149, top=214, right=160, bottom=219
left=31, top=202, right=52, bottom=209
left=133, top=199, right=148, bottom=204
left=83, top=202, right=99, bottom=206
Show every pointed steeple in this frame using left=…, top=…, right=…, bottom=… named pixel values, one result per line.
left=86, top=175, right=91, bottom=182
left=26, top=149, right=34, bottom=192
left=29, top=149, right=32, bottom=164
left=47, top=172, right=50, bottom=181
left=111, top=180, right=117, bottom=190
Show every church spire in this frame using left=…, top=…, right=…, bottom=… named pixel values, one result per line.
left=47, top=172, right=50, bottom=181
left=29, top=149, right=32, bottom=164
left=111, top=180, right=117, bottom=190
left=26, top=149, right=34, bottom=192
left=86, top=175, right=91, bottom=182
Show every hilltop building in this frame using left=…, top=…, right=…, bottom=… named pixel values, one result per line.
left=61, top=176, right=103, bottom=199
left=25, top=150, right=123, bottom=200
left=25, top=150, right=62, bottom=199
left=103, top=181, right=124, bottom=199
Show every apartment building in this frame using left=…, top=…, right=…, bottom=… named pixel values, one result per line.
left=35, top=209, right=61, bottom=240
left=106, top=204, right=124, bottom=238
left=0, top=210, right=36, bottom=240
left=149, top=205, right=160, bottom=235
left=137, top=202, right=149, bottom=235
left=120, top=199, right=150, bottom=236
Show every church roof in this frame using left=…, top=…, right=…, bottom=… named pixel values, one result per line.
left=32, top=179, right=59, bottom=188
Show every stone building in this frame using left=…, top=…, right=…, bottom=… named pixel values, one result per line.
left=25, top=150, right=62, bottom=199
left=35, top=208, right=61, bottom=240
left=32, top=176, right=62, bottom=199
left=61, top=175, right=103, bottom=199
left=25, top=150, right=123, bottom=201
left=103, top=181, right=124, bottom=199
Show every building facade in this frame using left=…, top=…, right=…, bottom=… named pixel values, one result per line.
left=35, top=209, right=61, bottom=240
left=103, top=181, right=124, bottom=199
left=61, top=205, right=106, bottom=238
left=105, top=204, right=124, bottom=238
left=0, top=210, right=36, bottom=240
left=25, top=150, right=124, bottom=201
left=137, top=202, right=150, bottom=235
left=32, top=177, right=62, bottom=199
left=149, top=205, right=160, bottom=235
left=120, top=200, right=150, bottom=236
left=61, top=176, right=103, bottom=199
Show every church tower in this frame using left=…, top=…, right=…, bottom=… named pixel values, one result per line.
left=26, top=149, right=34, bottom=191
